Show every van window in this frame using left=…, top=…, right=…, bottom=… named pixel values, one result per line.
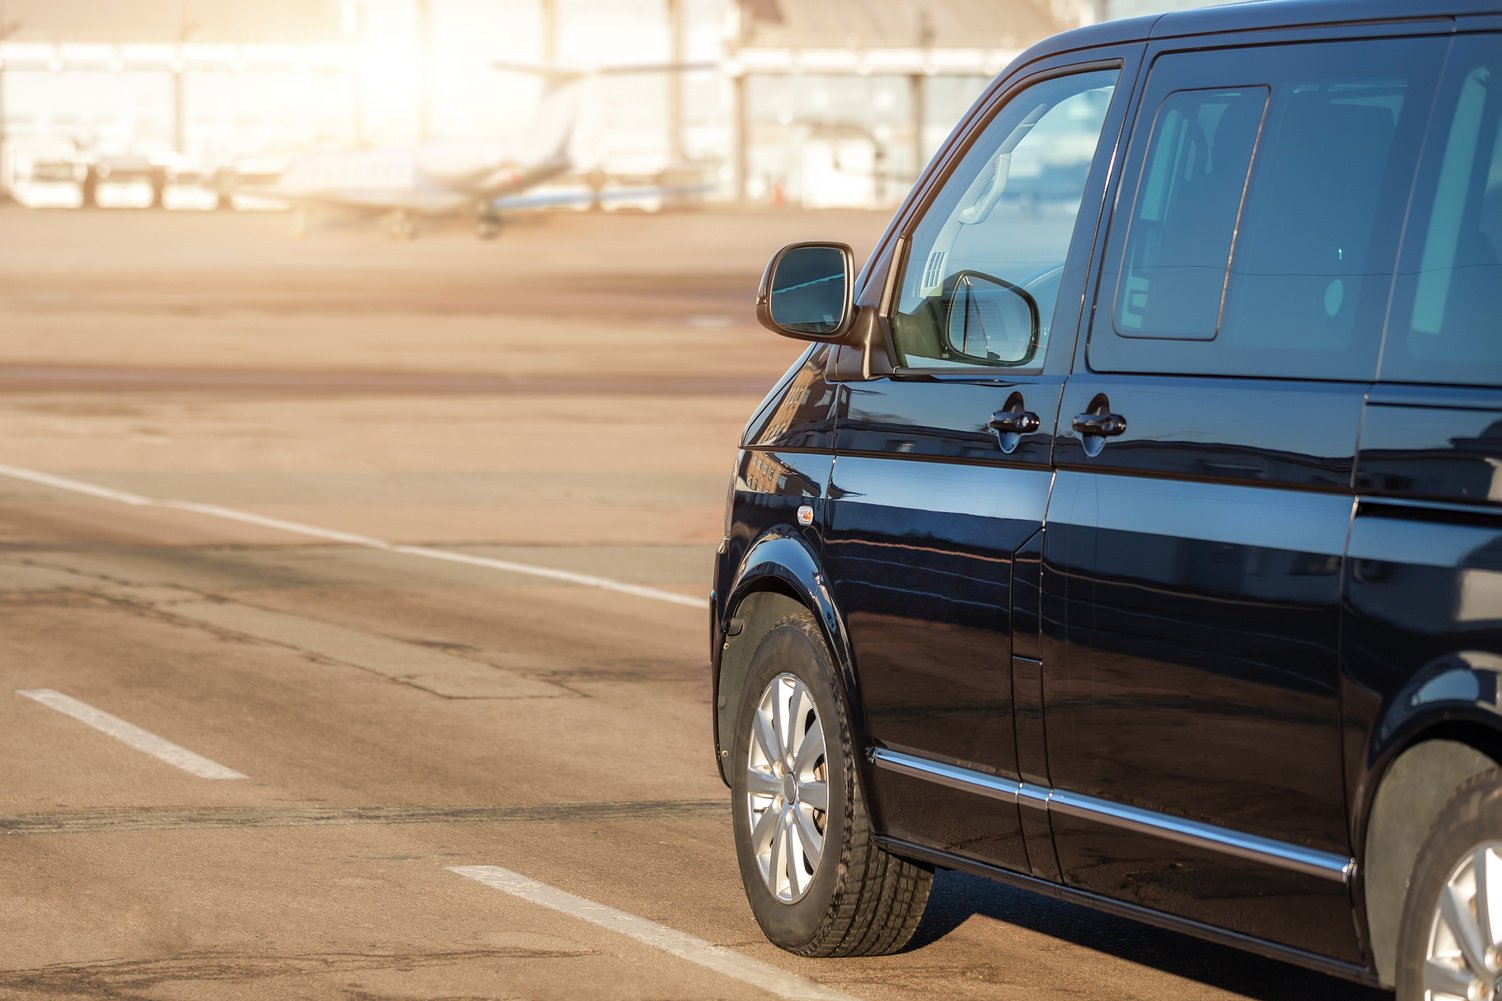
left=1091, top=38, right=1446, bottom=380
left=1115, top=87, right=1266, bottom=339
left=890, top=69, right=1118, bottom=370
left=1381, top=36, right=1502, bottom=388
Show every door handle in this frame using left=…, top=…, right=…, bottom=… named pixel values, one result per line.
left=989, top=410, right=1041, bottom=435
left=1072, top=412, right=1127, bottom=437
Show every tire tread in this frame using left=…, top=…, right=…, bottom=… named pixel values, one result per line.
left=1394, top=766, right=1502, bottom=1001
left=767, top=613, right=932, bottom=959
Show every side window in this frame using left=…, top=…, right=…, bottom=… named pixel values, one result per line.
left=1091, top=38, right=1447, bottom=380
left=1382, top=35, right=1502, bottom=387
left=1115, top=87, right=1266, bottom=339
left=890, top=69, right=1119, bottom=371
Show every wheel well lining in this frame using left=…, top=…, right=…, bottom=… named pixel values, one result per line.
left=1363, top=729, right=1502, bottom=985
left=715, top=586, right=808, bottom=784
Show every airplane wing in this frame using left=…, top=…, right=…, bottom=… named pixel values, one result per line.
left=492, top=182, right=716, bottom=212
left=258, top=186, right=471, bottom=215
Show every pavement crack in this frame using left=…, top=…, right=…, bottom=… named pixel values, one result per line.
left=0, top=799, right=728, bottom=835
left=0, top=553, right=571, bottom=699
left=0, top=948, right=592, bottom=998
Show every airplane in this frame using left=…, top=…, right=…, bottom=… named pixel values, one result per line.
left=264, top=62, right=711, bottom=240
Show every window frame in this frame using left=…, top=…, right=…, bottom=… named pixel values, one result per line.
left=877, top=57, right=1130, bottom=380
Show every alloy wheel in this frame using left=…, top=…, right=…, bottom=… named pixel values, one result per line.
left=743, top=672, right=830, bottom=903
left=1425, top=842, right=1502, bottom=1001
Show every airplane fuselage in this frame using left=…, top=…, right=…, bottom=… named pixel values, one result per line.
left=274, top=145, right=547, bottom=215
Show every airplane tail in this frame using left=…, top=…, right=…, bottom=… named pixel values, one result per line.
left=495, top=60, right=716, bottom=169
left=527, top=80, right=584, bottom=167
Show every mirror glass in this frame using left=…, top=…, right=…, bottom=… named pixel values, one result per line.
left=943, top=272, right=1039, bottom=365
left=768, top=246, right=848, bottom=335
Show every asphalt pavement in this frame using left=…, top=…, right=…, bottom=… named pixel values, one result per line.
left=0, top=206, right=1389, bottom=1000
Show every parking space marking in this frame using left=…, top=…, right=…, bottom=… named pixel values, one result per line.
left=0, top=463, right=704, bottom=609
left=16, top=689, right=247, bottom=780
left=448, top=865, right=859, bottom=1001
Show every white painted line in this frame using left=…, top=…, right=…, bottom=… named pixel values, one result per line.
left=162, top=498, right=393, bottom=549
left=448, top=865, right=860, bottom=1001
left=389, top=544, right=703, bottom=608
left=0, top=464, right=154, bottom=506
left=17, top=689, right=247, bottom=780
left=0, top=463, right=704, bottom=609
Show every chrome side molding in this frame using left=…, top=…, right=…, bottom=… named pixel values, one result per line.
left=868, top=747, right=1355, bottom=884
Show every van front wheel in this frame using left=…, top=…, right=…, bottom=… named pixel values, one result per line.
left=729, top=609, right=932, bottom=957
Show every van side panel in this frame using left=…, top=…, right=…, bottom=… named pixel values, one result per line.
left=1041, top=30, right=1450, bottom=963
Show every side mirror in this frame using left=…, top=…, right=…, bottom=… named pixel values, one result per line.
left=943, top=271, right=1040, bottom=366
left=755, top=242, right=855, bottom=341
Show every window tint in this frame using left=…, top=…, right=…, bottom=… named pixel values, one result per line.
left=890, top=69, right=1118, bottom=370
left=1222, top=79, right=1416, bottom=363
left=1115, top=88, right=1266, bottom=339
left=1382, top=36, right=1502, bottom=388
left=1091, top=39, right=1445, bottom=380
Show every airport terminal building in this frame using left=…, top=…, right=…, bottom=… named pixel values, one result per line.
left=0, top=0, right=1199, bottom=210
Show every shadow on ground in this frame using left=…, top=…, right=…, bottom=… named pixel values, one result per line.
left=910, top=870, right=1390, bottom=1001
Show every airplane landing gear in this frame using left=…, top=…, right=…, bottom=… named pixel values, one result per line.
left=476, top=213, right=503, bottom=240
left=384, top=211, right=417, bottom=240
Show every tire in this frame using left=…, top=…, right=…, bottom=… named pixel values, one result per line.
left=1396, top=769, right=1502, bottom=1001
left=729, top=609, right=932, bottom=957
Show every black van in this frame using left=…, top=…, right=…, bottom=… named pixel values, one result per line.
left=709, top=1, right=1502, bottom=995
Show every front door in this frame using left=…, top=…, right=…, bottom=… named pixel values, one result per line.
left=823, top=57, right=1132, bottom=876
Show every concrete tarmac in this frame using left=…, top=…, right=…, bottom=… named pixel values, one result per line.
left=0, top=207, right=1385, bottom=1000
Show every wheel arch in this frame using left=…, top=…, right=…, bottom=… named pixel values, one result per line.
left=1359, top=711, right=1502, bottom=985
left=713, top=529, right=861, bottom=786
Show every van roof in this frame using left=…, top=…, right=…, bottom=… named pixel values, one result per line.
left=1016, top=0, right=1498, bottom=68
